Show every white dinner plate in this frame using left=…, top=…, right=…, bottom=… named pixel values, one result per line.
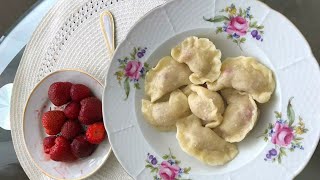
left=103, top=0, right=320, bottom=179
left=23, top=69, right=111, bottom=179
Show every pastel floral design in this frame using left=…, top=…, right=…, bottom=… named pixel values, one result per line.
left=115, top=47, right=150, bottom=99
left=226, top=16, right=249, bottom=36
left=145, top=149, right=191, bottom=180
left=271, top=122, right=294, bottom=147
left=204, top=4, right=265, bottom=49
left=261, top=97, right=308, bottom=163
left=125, top=61, right=143, bottom=80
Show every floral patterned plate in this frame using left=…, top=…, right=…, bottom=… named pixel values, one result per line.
left=103, top=0, right=320, bottom=179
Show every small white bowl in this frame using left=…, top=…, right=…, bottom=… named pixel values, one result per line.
left=23, top=69, right=111, bottom=180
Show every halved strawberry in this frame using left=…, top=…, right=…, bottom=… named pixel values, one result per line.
left=85, top=122, right=106, bottom=144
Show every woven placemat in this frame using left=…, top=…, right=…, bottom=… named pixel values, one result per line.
left=10, top=0, right=166, bottom=179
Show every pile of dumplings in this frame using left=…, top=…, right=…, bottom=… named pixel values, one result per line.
left=141, top=36, right=275, bottom=166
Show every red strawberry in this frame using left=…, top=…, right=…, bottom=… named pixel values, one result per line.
left=45, top=129, right=58, bottom=135
left=79, top=97, right=102, bottom=125
left=48, top=82, right=72, bottom=106
left=71, top=135, right=96, bottom=158
left=42, top=111, right=66, bottom=135
left=43, top=136, right=56, bottom=154
left=86, top=122, right=106, bottom=144
left=61, top=120, right=83, bottom=140
left=49, top=136, right=77, bottom=162
left=55, top=136, right=69, bottom=145
left=70, top=84, right=91, bottom=102
left=64, top=102, right=80, bottom=119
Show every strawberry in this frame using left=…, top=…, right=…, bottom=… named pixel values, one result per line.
left=61, top=120, right=83, bottom=140
left=70, top=84, right=91, bottom=102
left=79, top=97, right=102, bottom=125
left=42, top=111, right=66, bottom=135
left=43, top=136, right=56, bottom=154
left=85, top=122, right=106, bottom=144
left=45, top=129, right=58, bottom=136
left=71, top=135, right=96, bottom=158
left=48, top=82, right=72, bottom=106
left=64, top=102, right=80, bottom=119
left=49, top=136, right=77, bottom=162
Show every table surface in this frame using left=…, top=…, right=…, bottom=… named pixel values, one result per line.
left=0, top=0, right=319, bottom=179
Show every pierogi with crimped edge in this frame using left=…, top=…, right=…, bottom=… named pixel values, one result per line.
left=207, top=56, right=275, bottom=103
left=145, top=56, right=192, bottom=103
left=215, top=89, right=259, bottom=143
left=188, top=85, right=225, bottom=128
left=141, top=89, right=191, bottom=131
left=171, top=36, right=222, bottom=85
left=176, top=115, right=238, bottom=166
left=141, top=36, right=275, bottom=166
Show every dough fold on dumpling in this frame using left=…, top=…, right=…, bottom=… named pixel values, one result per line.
left=171, top=36, right=222, bottom=84
left=176, top=115, right=238, bottom=166
left=215, top=89, right=258, bottom=143
left=207, top=56, right=275, bottom=103
left=145, top=56, right=192, bottom=102
left=180, top=84, right=193, bottom=97
left=188, top=85, right=225, bottom=128
left=142, top=90, right=191, bottom=131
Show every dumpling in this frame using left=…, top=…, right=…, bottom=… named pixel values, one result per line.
left=207, top=56, right=275, bottom=103
left=145, top=56, right=192, bottom=102
left=171, top=36, right=222, bottom=85
left=215, top=89, right=259, bottom=143
left=142, top=90, right=191, bottom=131
left=188, top=85, right=225, bottom=128
left=176, top=115, right=238, bottom=166
left=180, top=84, right=193, bottom=97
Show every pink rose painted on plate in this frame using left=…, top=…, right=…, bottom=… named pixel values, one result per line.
left=271, top=123, right=294, bottom=147
left=145, top=149, right=191, bottom=180
left=204, top=4, right=265, bottom=49
left=261, top=97, right=308, bottom=163
left=159, top=161, right=180, bottom=180
left=115, top=47, right=150, bottom=99
left=226, top=16, right=249, bottom=36
left=125, top=61, right=143, bottom=80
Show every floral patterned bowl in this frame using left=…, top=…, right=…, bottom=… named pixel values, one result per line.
left=103, top=0, right=320, bottom=179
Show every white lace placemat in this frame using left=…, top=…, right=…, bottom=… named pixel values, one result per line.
left=10, top=0, right=166, bottom=179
